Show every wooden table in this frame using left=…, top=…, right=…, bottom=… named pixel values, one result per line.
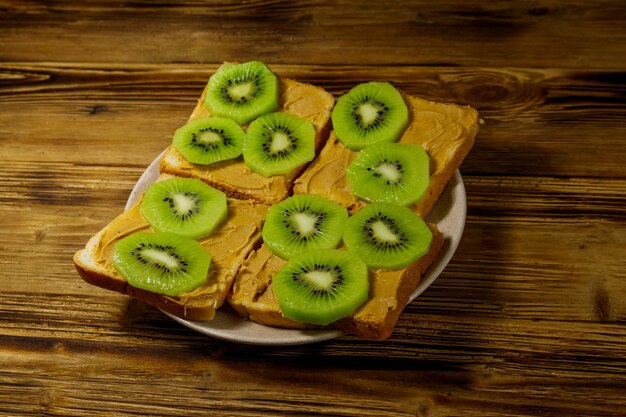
left=1, top=2, right=625, bottom=416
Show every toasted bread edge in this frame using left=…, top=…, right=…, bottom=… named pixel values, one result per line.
left=73, top=250, right=217, bottom=321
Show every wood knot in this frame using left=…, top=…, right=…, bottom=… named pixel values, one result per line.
left=466, top=84, right=510, bottom=103
left=35, top=228, right=47, bottom=242
left=440, top=70, right=545, bottom=112
left=39, top=389, right=57, bottom=409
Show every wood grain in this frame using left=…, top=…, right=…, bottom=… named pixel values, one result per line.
left=1, top=1, right=625, bottom=68
left=2, top=1, right=626, bottom=415
left=2, top=171, right=625, bottom=377
left=1, top=338, right=624, bottom=417
left=2, top=63, right=626, bottom=177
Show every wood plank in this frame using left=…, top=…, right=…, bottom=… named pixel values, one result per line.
left=1, top=287, right=626, bottom=371
left=1, top=161, right=625, bottom=378
left=2, top=1, right=625, bottom=414
left=464, top=176, right=626, bottom=220
left=0, top=1, right=625, bottom=68
left=2, top=211, right=626, bottom=410
left=2, top=64, right=626, bottom=177
left=2, top=160, right=625, bottom=320
left=0, top=332, right=624, bottom=417
left=422, top=219, right=626, bottom=323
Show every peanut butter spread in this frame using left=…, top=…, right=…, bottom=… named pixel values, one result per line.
left=75, top=72, right=479, bottom=337
left=160, top=78, right=335, bottom=205
left=90, top=191, right=267, bottom=310
left=293, top=95, right=479, bottom=217
left=229, top=223, right=444, bottom=337
left=229, top=244, right=405, bottom=328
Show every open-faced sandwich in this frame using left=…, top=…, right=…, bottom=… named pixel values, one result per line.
left=74, top=61, right=479, bottom=340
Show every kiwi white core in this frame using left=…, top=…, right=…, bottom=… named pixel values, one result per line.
left=304, top=270, right=334, bottom=290
left=172, top=193, right=196, bottom=215
left=229, top=82, right=254, bottom=100
left=372, top=221, right=398, bottom=242
left=358, top=103, right=380, bottom=126
left=375, top=163, right=401, bottom=183
left=198, top=131, right=222, bottom=144
left=270, top=132, right=290, bottom=153
left=293, top=212, right=317, bottom=235
left=141, top=249, right=179, bottom=269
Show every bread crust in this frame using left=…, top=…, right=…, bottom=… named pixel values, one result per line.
left=73, top=180, right=268, bottom=322
left=74, top=255, right=216, bottom=321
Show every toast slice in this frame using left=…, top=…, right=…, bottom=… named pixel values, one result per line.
left=75, top=70, right=478, bottom=340
left=229, top=224, right=444, bottom=340
left=160, top=76, right=335, bottom=205
left=228, top=93, right=479, bottom=340
left=293, top=95, right=480, bottom=216
left=74, top=174, right=268, bottom=321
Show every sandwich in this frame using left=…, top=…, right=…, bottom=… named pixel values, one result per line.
left=74, top=61, right=479, bottom=340
left=229, top=81, right=479, bottom=339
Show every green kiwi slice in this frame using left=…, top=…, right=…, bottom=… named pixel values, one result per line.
left=243, top=112, right=316, bottom=177
left=140, top=177, right=227, bottom=239
left=272, top=249, right=369, bottom=325
left=332, top=82, right=409, bottom=151
left=346, top=142, right=429, bottom=206
left=113, top=231, right=211, bottom=296
left=262, top=194, right=349, bottom=260
left=173, top=117, right=245, bottom=165
left=204, top=61, right=279, bottom=125
left=343, top=203, right=432, bottom=269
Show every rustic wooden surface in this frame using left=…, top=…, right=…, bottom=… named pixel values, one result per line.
left=1, top=1, right=626, bottom=416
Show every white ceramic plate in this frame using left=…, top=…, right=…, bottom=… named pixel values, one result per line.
left=126, top=151, right=466, bottom=345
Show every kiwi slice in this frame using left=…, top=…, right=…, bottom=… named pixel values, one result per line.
left=272, top=249, right=369, bottom=325
left=346, top=142, right=429, bottom=206
left=343, top=203, right=432, bottom=269
left=332, top=82, right=409, bottom=151
left=172, top=117, right=245, bottom=165
left=140, top=177, right=227, bottom=239
left=113, top=231, right=211, bottom=296
left=204, top=61, right=279, bottom=125
left=262, top=194, right=349, bottom=260
left=243, top=112, right=316, bottom=177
